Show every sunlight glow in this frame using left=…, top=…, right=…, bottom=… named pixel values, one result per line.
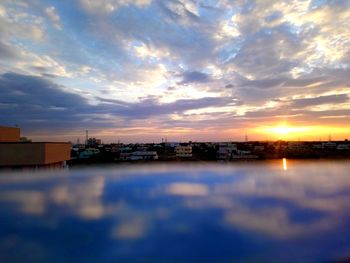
left=282, top=158, right=287, bottom=171
left=252, top=124, right=350, bottom=141
left=266, top=125, right=310, bottom=135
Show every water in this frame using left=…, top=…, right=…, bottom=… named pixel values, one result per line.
left=0, top=160, right=350, bottom=262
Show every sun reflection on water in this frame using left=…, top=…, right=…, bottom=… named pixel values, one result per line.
left=283, top=158, right=287, bottom=171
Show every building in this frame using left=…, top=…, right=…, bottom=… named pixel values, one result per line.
left=0, top=126, right=70, bottom=168
left=78, top=148, right=100, bottom=159
left=130, top=151, right=158, bottom=161
left=287, top=142, right=308, bottom=151
left=253, top=145, right=265, bottom=152
left=175, top=145, right=192, bottom=158
left=86, top=137, right=102, bottom=146
left=337, top=144, right=350, bottom=150
left=322, top=142, right=337, bottom=149
left=231, top=149, right=258, bottom=159
left=0, top=126, right=20, bottom=142
left=119, top=147, right=133, bottom=161
left=217, top=143, right=237, bottom=160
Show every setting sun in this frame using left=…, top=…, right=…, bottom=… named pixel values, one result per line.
left=270, top=125, right=291, bottom=135
left=267, top=125, right=310, bottom=135
left=252, top=124, right=350, bottom=141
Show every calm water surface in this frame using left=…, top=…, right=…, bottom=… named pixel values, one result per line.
left=0, top=160, right=350, bottom=263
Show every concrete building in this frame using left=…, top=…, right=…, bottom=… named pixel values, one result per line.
left=287, top=142, right=308, bottom=151
left=217, top=143, right=237, bottom=160
left=175, top=145, right=192, bottom=158
left=0, top=126, right=70, bottom=168
left=322, top=142, right=337, bottom=149
left=231, top=149, right=258, bottom=159
left=0, top=126, right=20, bottom=142
left=130, top=151, right=158, bottom=161
left=253, top=145, right=265, bottom=152
left=78, top=148, right=100, bottom=159
left=86, top=137, right=102, bottom=146
left=337, top=144, right=350, bottom=150
left=119, top=147, right=133, bottom=161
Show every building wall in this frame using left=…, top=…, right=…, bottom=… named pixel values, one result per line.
left=0, top=143, right=70, bottom=166
left=0, top=143, right=45, bottom=166
left=0, top=126, right=20, bottom=142
left=44, top=143, right=71, bottom=164
left=175, top=146, right=193, bottom=157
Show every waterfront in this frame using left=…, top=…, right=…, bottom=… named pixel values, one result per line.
left=0, top=160, right=350, bottom=262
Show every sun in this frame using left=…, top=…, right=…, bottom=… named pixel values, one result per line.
left=268, top=125, right=310, bottom=135
left=259, top=124, right=311, bottom=139
left=270, top=125, right=291, bottom=135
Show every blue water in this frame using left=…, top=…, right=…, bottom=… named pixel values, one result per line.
left=0, top=160, right=350, bottom=262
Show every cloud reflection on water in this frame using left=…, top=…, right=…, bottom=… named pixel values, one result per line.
left=50, top=176, right=106, bottom=220
left=0, top=160, right=350, bottom=261
left=166, top=183, right=209, bottom=196
left=0, top=191, right=45, bottom=215
left=111, top=217, right=147, bottom=240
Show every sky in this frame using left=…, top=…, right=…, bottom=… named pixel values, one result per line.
left=0, top=0, right=350, bottom=143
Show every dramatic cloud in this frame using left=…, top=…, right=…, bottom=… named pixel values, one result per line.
left=177, top=71, right=212, bottom=85
left=0, top=0, right=349, bottom=141
left=0, top=73, right=236, bottom=138
left=0, top=41, right=18, bottom=60
left=290, top=94, right=349, bottom=108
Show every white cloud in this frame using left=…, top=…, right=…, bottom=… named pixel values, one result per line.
left=0, top=5, right=6, bottom=17
left=17, top=50, right=70, bottom=77
left=44, top=6, right=62, bottom=30
left=79, top=0, right=152, bottom=14
left=0, top=5, right=45, bottom=41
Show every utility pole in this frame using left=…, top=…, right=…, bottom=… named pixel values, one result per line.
left=85, top=130, right=89, bottom=145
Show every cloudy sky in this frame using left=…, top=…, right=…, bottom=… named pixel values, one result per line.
left=0, top=0, right=350, bottom=142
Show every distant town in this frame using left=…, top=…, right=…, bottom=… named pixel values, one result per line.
left=1, top=125, right=350, bottom=169
left=71, top=136, right=350, bottom=164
